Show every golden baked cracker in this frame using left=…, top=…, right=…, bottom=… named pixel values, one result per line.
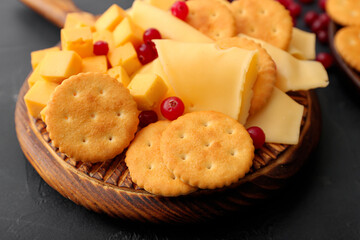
left=160, top=111, right=254, bottom=189
left=230, top=0, right=293, bottom=50
left=335, top=26, right=360, bottom=72
left=326, top=0, right=360, bottom=26
left=45, top=72, right=139, bottom=163
left=217, top=37, right=276, bottom=115
left=186, top=0, right=236, bottom=40
left=125, top=121, right=197, bottom=196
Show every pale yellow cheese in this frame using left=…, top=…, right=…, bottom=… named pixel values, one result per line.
left=245, top=87, right=304, bottom=145
left=288, top=28, right=316, bottom=60
left=131, top=1, right=213, bottom=43
left=239, top=34, right=328, bottom=92
left=155, top=40, right=258, bottom=123
left=144, top=0, right=179, bottom=10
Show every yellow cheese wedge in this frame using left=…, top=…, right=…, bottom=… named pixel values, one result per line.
left=144, top=0, right=179, bottom=10
left=31, top=46, right=60, bottom=70
left=239, top=34, right=328, bottom=92
left=131, top=1, right=212, bottom=43
left=113, top=17, right=143, bottom=48
left=155, top=40, right=258, bottom=123
left=81, top=56, right=108, bottom=73
left=288, top=28, right=316, bottom=60
left=107, top=66, right=131, bottom=87
left=245, top=87, right=304, bottom=145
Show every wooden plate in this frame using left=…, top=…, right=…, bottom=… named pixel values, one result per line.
left=15, top=76, right=321, bottom=223
left=328, top=20, right=360, bottom=93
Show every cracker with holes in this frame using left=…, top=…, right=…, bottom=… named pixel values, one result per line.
left=160, top=111, right=254, bottom=189
left=230, top=0, right=293, bottom=50
left=216, top=37, right=277, bottom=116
left=186, top=0, right=236, bottom=40
left=125, top=121, right=197, bottom=196
left=335, top=26, right=360, bottom=72
left=45, top=72, right=139, bottom=163
left=326, top=0, right=360, bottom=26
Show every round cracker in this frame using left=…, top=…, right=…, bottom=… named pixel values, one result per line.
left=45, top=72, right=139, bottom=163
left=326, top=0, right=360, bottom=26
left=230, top=0, right=293, bottom=50
left=217, top=37, right=276, bottom=115
left=334, top=26, right=360, bottom=72
left=160, top=111, right=254, bottom=189
left=125, top=121, right=197, bottom=197
left=186, top=0, right=236, bottom=40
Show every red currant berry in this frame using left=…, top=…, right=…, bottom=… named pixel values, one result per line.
left=171, top=1, right=189, bottom=21
left=316, top=52, right=333, bottom=69
left=288, top=2, right=302, bottom=18
left=276, top=0, right=293, bottom=9
left=247, top=126, right=266, bottom=150
left=292, top=17, right=297, bottom=27
left=136, top=43, right=158, bottom=65
left=317, top=29, right=328, bottom=44
left=319, top=0, right=327, bottom=11
left=143, top=28, right=162, bottom=46
left=138, top=110, right=158, bottom=128
left=311, top=18, right=326, bottom=33
left=304, top=11, right=319, bottom=27
left=93, top=41, right=109, bottom=55
left=318, top=13, right=330, bottom=27
left=299, top=0, right=314, bottom=3
left=160, top=97, right=185, bottom=120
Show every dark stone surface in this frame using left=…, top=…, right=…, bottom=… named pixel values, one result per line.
left=1, top=0, right=360, bottom=239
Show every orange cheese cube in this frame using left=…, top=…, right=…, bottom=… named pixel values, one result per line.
left=113, top=17, right=143, bottom=48
left=40, top=106, right=47, bottom=122
left=28, top=62, right=47, bottom=88
left=81, top=56, right=108, bottom=73
left=108, top=42, right=142, bottom=75
left=61, top=27, right=93, bottom=58
left=64, top=12, right=96, bottom=31
left=107, top=66, right=131, bottom=87
left=92, top=30, right=115, bottom=51
left=128, top=73, right=168, bottom=110
left=31, top=46, right=60, bottom=70
left=95, top=4, right=127, bottom=32
left=24, top=81, right=59, bottom=118
left=40, top=51, right=82, bottom=83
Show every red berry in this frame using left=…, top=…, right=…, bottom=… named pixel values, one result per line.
left=319, top=0, right=327, bottom=11
left=317, top=29, right=328, bottom=44
left=316, top=52, right=333, bottom=69
left=318, top=13, right=330, bottom=27
left=299, top=0, right=314, bottom=3
left=171, top=1, right=189, bottom=21
left=276, top=0, right=293, bottom=9
left=288, top=2, right=301, bottom=18
left=247, top=126, right=266, bottom=150
left=304, top=11, right=319, bottom=27
left=93, top=41, right=109, bottom=55
left=138, top=110, right=158, bottom=128
left=136, top=43, right=158, bottom=65
left=143, top=28, right=162, bottom=46
left=160, top=97, right=185, bottom=120
left=292, top=17, right=297, bottom=27
left=311, top=18, right=326, bottom=33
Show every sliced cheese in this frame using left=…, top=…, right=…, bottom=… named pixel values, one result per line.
left=288, top=28, right=316, bottom=60
left=239, top=34, right=328, bottom=92
left=245, top=87, right=304, bottom=145
left=131, top=0, right=213, bottom=43
left=155, top=40, right=258, bottom=123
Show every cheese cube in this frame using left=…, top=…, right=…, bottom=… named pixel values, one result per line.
left=108, top=42, right=142, bottom=75
left=40, top=106, right=47, bottom=122
left=92, top=30, right=115, bottom=51
left=107, top=66, right=131, bottom=87
left=31, top=46, right=60, bottom=70
left=95, top=4, right=127, bottom=32
left=40, top=51, right=82, bottom=83
left=113, top=17, right=143, bottom=48
left=81, top=56, right=108, bottom=73
left=128, top=73, right=168, bottom=110
left=64, top=12, right=96, bottom=31
left=61, top=27, right=93, bottom=58
left=24, top=81, right=59, bottom=118
left=28, top=62, right=47, bottom=88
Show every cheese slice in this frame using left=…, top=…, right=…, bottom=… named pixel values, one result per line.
left=288, top=28, right=316, bottom=60
left=143, top=0, right=179, bottom=10
left=131, top=1, right=213, bottom=43
left=155, top=40, right=258, bottom=123
left=239, top=34, right=328, bottom=92
left=245, top=87, right=304, bottom=145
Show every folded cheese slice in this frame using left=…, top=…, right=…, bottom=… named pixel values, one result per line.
left=239, top=34, right=328, bottom=92
left=131, top=0, right=213, bottom=43
left=245, top=87, right=304, bottom=145
left=155, top=40, right=258, bottom=123
left=288, top=28, right=316, bottom=60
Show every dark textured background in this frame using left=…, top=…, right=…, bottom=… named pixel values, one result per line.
left=2, top=0, right=360, bottom=239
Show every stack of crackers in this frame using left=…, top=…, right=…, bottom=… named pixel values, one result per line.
left=327, top=0, right=360, bottom=72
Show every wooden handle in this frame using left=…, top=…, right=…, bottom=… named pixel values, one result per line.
left=19, top=0, right=81, bottom=28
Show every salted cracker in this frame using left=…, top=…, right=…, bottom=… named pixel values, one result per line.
left=326, top=0, right=360, bottom=26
